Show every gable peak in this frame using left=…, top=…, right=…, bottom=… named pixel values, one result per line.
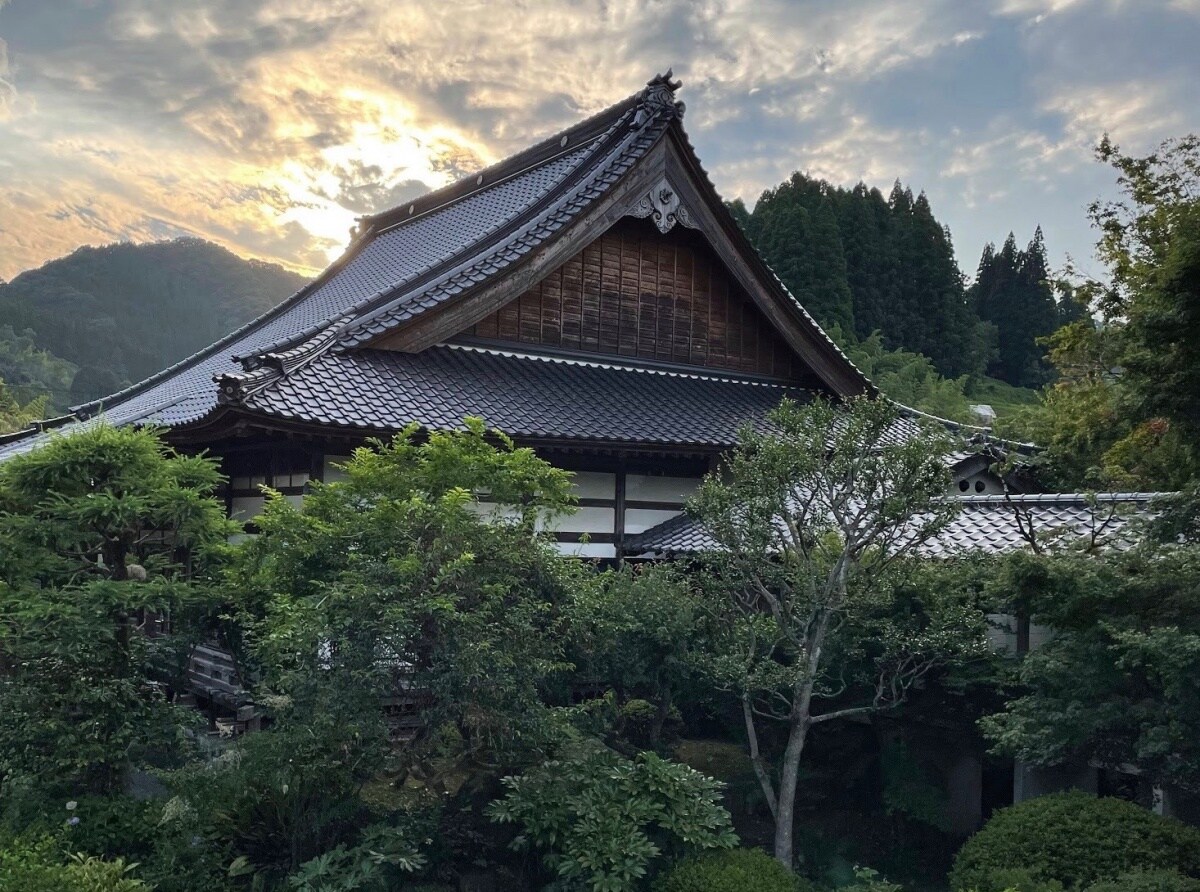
left=637, top=69, right=685, bottom=121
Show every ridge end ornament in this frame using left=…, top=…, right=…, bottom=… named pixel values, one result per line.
left=640, top=69, right=685, bottom=118
left=627, top=177, right=699, bottom=234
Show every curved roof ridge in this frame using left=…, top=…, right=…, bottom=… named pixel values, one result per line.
left=360, top=81, right=658, bottom=234
left=333, top=99, right=676, bottom=349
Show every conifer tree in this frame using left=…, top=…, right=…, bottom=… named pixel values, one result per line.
left=750, top=175, right=855, bottom=333
left=837, top=183, right=898, bottom=342
left=970, top=228, right=1059, bottom=387
left=743, top=173, right=989, bottom=379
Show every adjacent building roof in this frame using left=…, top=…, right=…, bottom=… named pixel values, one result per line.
left=0, top=72, right=874, bottom=459
left=623, top=492, right=1163, bottom=558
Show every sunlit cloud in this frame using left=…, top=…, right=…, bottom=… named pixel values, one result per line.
left=0, top=0, right=1198, bottom=282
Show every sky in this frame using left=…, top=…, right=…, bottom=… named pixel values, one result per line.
left=1, top=0, right=1198, bottom=285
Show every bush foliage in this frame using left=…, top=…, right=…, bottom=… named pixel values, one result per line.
left=1085, top=870, right=1200, bottom=892
left=489, top=742, right=737, bottom=890
left=950, top=793, right=1200, bottom=892
left=654, top=847, right=805, bottom=892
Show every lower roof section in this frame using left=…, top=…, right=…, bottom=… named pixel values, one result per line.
left=228, top=344, right=813, bottom=449
left=624, top=492, right=1165, bottom=558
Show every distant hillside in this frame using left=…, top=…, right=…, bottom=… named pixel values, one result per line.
left=0, top=239, right=308, bottom=407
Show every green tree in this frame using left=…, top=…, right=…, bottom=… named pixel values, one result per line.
left=890, top=189, right=983, bottom=378
left=0, top=377, right=46, bottom=435
left=748, top=174, right=856, bottom=334
left=970, top=230, right=1059, bottom=388
left=687, top=397, right=987, bottom=869
left=836, top=183, right=898, bottom=344
left=980, top=545, right=1200, bottom=793
left=739, top=172, right=990, bottom=380
left=1005, top=135, right=1200, bottom=489
left=566, top=564, right=706, bottom=749
left=840, top=331, right=973, bottom=423
left=0, top=424, right=232, bottom=797
left=234, top=420, right=578, bottom=788
left=0, top=325, right=76, bottom=413
left=489, top=740, right=737, bottom=891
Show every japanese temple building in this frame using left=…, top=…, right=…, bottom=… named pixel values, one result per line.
left=0, top=72, right=1151, bottom=562
left=0, top=71, right=1180, bottom=825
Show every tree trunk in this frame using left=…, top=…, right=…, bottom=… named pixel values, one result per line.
left=773, top=715, right=809, bottom=869
left=650, top=687, right=671, bottom=746
left=743, top=694, right=778, bottom=819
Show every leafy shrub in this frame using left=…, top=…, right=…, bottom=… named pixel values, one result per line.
left=950, top=793, right=1200, bottom=892
left=285, top=824, right=426, bottom=891
left=969, top=867, right=1064, bottom=892
left=0, top=835, right=148, bottom=891
left=654, top=847, right=805, bottom=891
left=1085, top=870, right=1200, bottom=892
left=845, top=866, right=906, bottom=892
left=489, top=741, right=737, bottom=890
left=59, top=796, right=160, bottom=863
left=621, top=699, right=659, bottom=745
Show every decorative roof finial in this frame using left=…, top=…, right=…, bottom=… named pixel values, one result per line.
left=640, top=68, right=685, bottom=117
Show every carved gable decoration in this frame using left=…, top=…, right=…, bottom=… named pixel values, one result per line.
left=627, top=177, right=699, bottom=234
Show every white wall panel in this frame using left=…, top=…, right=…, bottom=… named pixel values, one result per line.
left=624, top=508, right=685, bottom=534
left=625, top=474, right=700, bottom=504
left=572, top=471, right=616, bottom=500
left=230, top=496, right=266, bottom=522
left=553, top=506, right=615, bottom=534
left=554, top=541, right=617, bottom=559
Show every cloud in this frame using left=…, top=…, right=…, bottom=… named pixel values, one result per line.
left=0, top=0, right=1197, bottom=282
left=0, top=37, right=15, bottom=120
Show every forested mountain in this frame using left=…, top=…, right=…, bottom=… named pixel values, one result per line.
left=733, top=172, right=1062, bottom=389
left=0, top=239, right=307, bottom=408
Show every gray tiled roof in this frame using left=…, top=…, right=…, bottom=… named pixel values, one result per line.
left=624, top=493, right=1162, bottom=557
left=241, top=344, right=811, bottom=447
left=0, top=95, right=646, bottom=458
left=2, top=76, right=715, bottom=457
left=0, top=73, right=949, bottom=461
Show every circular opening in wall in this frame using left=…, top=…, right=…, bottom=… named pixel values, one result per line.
left=974, top=480, right=986, bottom=493
left=958, top=479, right=970, bottom=492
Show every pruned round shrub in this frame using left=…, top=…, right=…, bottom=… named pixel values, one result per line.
left=1085, top=870, right=1200, bottom=892
left=655, top=847, right=807, bottom=892
left=950, top=793, right=1200, bottom=892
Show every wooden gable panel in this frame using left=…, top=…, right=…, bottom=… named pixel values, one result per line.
left=463, top=218, right=807, bottom=379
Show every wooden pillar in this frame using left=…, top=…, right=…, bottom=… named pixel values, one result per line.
left=614, top=467, right=627, bottom=566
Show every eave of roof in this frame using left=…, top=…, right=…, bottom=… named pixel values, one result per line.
left=224, top=343, right=816, bottom=448
left=623, top=492, right=1165, bottom=558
